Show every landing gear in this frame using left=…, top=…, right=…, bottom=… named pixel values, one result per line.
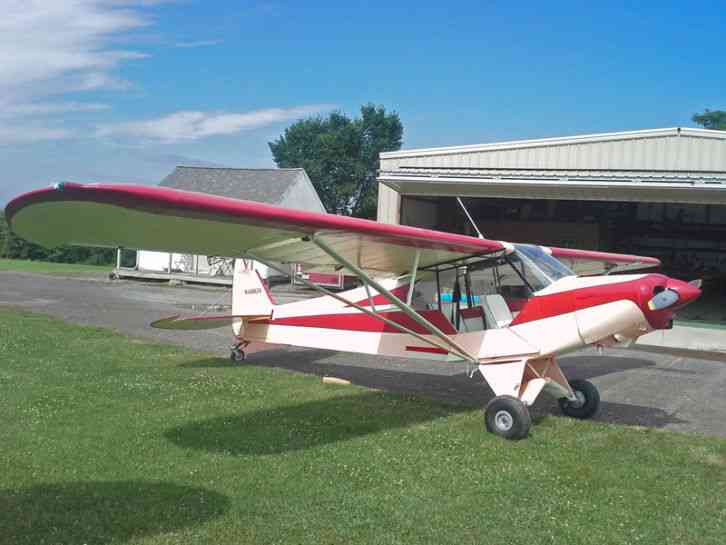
left=558, top=379, right=600, bottom=419
left=484, top=396, right=531, bottom=440
left=229, top=341, right=249, bottom=364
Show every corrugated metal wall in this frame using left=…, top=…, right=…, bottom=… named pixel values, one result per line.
left=381, top=134, right=726, bottom=173
left=377, top=129, right=726, bottom=223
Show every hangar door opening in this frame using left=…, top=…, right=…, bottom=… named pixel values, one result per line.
left=400, top=195, right=726, bottom=325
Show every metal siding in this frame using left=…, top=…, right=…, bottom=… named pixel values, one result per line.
left=377, top=129, right=726, bottom=217
left=377, top=184, right=401, bottom=224
left=384, top=133, right=726, bottom=173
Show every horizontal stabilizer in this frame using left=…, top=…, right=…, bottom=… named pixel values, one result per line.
left=150, top=314, right=269, bottom=331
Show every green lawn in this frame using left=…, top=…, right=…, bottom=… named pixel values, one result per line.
left=1, top=308, right=724, bottom=545
left=0, top=258, right=111, bottom=275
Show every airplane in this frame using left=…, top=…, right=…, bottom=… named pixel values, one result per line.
left=5, top=182, right=702, bottom=439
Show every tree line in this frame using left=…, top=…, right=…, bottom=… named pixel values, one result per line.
left=0, top=212, right=115, bottom=264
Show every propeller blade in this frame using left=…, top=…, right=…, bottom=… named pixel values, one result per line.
left=689, top=279, right=702, bottom=289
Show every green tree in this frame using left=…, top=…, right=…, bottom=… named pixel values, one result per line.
left=692, top=109, right=726, bottom=130
left=1, top=211, right=114, bottom=264
left=269, top=104, right=403, bottom=218
left=0, top=213, right=7, bottom=257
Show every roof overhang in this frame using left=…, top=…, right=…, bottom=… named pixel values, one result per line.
left=379, top=172, right=726, bottom=205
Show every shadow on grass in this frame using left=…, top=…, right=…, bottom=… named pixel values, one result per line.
left=178, top=357, right=235, bottom=369
left=0, top=480, right=229, bottom=545
left=165, top=392, right=466, bottom=455
left=177, top=351, right=689, bottom=433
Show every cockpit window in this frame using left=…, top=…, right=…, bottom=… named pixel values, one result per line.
left=510, top=244, right=574, bottom=291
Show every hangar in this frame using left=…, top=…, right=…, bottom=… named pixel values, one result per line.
left=377, top=127, right=726, bottom=344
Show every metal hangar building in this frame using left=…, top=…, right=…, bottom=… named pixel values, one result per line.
left=377, top=127, right=726, bottom=332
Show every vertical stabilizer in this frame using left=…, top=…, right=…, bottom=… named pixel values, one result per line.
left=232, top=259, right=275, bottom=336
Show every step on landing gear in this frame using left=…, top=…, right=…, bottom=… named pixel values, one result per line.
left=230, top=341, right=249, bottom=364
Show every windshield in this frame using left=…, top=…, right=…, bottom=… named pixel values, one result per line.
left=510, top=244, right=574, bottom=292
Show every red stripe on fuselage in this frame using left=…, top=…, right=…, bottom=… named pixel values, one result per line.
left=262, top=309, right=457, bottom=335
left=406, top=346, right=449, bottom=354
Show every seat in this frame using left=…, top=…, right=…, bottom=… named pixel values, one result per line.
left=482, top=294, right=513, bottom=329
left=458, top=306, right=486, bottom=332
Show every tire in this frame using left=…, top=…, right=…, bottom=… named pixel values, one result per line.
left=484, top=396, right=531, bottom=440
left=558, top=379, right=600, bottom=419
left=229, top=349, right=246, bottom=364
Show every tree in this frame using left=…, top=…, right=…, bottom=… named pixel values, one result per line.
left=269, top=104, right=403, bottom=218
left=1, top=211, right=114, bottom=264
left=0, top=213, right=7, bottom=257
left=692, top=109, right=726, bottom=130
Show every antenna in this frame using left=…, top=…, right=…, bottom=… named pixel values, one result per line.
left=456, top=197, right=485, bottom=239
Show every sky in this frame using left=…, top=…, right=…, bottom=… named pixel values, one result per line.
left=1, top=0, right=725, bottom=205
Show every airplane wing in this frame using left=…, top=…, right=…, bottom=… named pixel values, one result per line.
left=5, top=183, right=505, bottom=274
left=546, top=246, right=660, bottom=275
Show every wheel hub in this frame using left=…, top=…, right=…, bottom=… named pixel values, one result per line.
left=567, top=390, right=586, bottom=408
left=494, top=410, right=514, bottom=431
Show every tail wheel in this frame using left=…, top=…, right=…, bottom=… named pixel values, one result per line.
left=484, top=396, right=531, bottom=440
left=230, top=348, right=246, bottom=364
left=559, top=379, right=600, bottom=419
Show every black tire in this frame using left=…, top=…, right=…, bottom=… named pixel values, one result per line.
left=484, top=396, right=531, bottom=440
left=558, top=379, right=600, bottom=419
left=230, top=349, right=246, bottom=364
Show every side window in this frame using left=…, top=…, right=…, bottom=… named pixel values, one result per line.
left=496, top=257, right=534, bottom=299
left=468, top=265, right=498, bottom=298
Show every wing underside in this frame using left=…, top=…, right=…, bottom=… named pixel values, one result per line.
left=6, top=183, right=504, bottom=275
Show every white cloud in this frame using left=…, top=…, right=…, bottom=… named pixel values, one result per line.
left=98, top=105, right=335, bottom=142
left=175, top=40, right=222, bottom=48
left=0, top=1, right=154, bottom=144
left=0, top=126, right=74, bottom=145
left=0, top=102, right=111, bottom=118
left=0, top=1, right=150, bottom=97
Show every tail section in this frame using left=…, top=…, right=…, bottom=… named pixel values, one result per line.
left=232, top=259, right=275, bottom=336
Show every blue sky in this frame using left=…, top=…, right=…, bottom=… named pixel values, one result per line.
left=1, top=0, right=724, bottom=204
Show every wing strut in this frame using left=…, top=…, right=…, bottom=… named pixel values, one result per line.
left=309, top=235, right=479, bottom=363
left=245, top=252, right=476, bottom=362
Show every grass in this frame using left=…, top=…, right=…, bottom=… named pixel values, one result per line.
left=0, top=258, right=111, bottom=275
left=1, top=307, right=725, bottom=545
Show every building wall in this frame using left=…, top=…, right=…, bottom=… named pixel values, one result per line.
left=377, top=184, right=401, bottom=225
left=279, top=173, right=327, bottom=213
left=380, top=129, right=726, bottom=173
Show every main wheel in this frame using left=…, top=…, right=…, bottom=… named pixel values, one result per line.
left=484, top=396, right=531, bottom=440
left=558, top=379, right=600, bottom=419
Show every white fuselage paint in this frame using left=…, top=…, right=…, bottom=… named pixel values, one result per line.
left=237, top=273, right=653, bottom=364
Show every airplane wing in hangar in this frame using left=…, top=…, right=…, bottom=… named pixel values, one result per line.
left=5, top=183, right=505, bottom=276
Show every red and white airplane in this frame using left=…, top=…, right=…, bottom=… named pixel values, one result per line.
left=6, top=183, right=701, bottom=439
